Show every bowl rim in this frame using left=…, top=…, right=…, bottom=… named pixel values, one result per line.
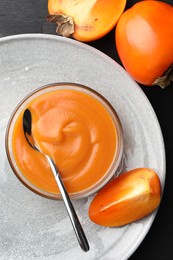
left=5, top=82, right=124, bottom=200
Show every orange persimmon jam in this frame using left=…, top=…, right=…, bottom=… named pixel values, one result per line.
left=6, top=83, right=123, bottom=199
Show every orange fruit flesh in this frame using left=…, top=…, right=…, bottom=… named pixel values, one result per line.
left=48, top=0, right=127, bottom=41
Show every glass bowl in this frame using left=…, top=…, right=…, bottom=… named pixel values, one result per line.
left=5, top=82, right=124, bottom=200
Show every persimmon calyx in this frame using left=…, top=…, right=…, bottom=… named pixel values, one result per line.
left=153, top=64, right=173, bottom=89
left=47, top=14, right=74, bottom=37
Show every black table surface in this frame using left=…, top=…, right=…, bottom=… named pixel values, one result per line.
left=1, top=0, right=173, bottom=259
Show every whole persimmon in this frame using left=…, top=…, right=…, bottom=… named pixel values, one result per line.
left=115, top=1, right=173, bottom=88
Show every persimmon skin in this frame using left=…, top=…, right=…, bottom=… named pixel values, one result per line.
left=115, top=1, right=173, bottom=86
left=89, top=168, right=161, bottom=227
left=48, top=0, right=126, bottom=42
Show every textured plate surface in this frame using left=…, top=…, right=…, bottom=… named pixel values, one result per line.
left=0, top=34, right=165, bottom=260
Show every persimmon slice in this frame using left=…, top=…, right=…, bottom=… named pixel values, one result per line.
left=47, top=0, right=126, bottom=42
left=89, top=168, right=161, bottom=227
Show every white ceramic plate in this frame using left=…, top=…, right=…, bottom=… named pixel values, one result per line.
left=0, top=34, right=165, bottom=260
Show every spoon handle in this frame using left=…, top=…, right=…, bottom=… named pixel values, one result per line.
left=46, top=155, right=90, bottom=252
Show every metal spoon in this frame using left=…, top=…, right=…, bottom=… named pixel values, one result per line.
left=23, top=109, right=90, bottom=252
